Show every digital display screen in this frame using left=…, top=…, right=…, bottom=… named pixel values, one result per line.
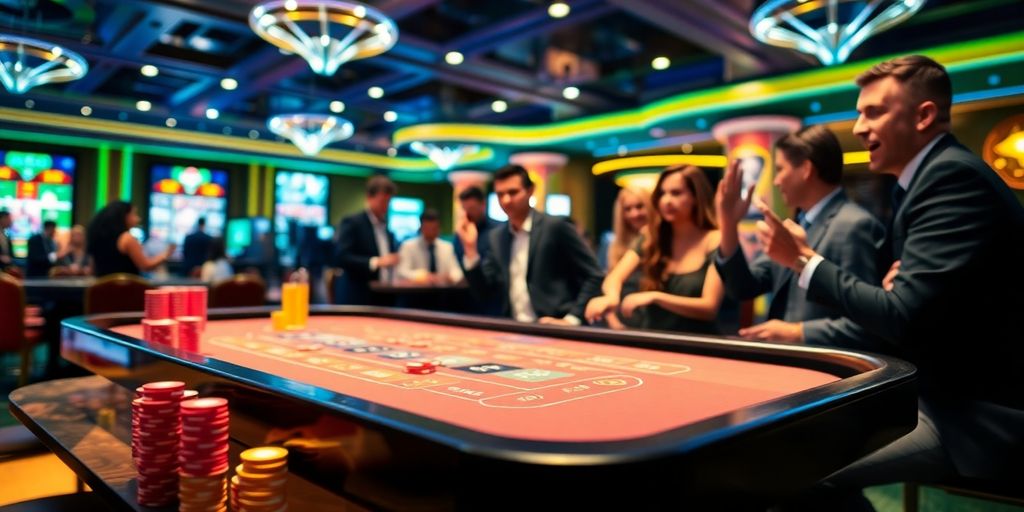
left=225, top=218, right=252, bottom=257
left=388, top=196, right=424, bottom=243
left=546, top=194, right=572, bottom=217
left=274, top=171, right=329, bottom=259
left=0, top=150, right=75, bottom=258
left=148, top=164, right=228, bottom=260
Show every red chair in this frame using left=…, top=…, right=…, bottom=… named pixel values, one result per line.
left=84, top=273, right=153, bottom=315
left=210, top=274, right=266, bottom=308
left=0, top=272, right=44, bottom=386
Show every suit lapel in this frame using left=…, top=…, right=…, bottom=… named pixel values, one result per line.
left=891, top=134, right=955, bottom=257
left=806, top=191, right=846, bottom=251
left=526, top=211, right=542, bottom=281
left=497, top=223, right=512, bottom=284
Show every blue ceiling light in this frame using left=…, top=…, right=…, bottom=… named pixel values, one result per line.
left=0, top=35, right=88, bottom=94
left=409, top=142, right=481, bottom=171
left=750, top=0, right=926, bottom=66
left=249, top=0, right=398, bottom=76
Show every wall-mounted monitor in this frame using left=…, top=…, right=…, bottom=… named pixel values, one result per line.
left=388, top=196, right=424, bottom=243
left=546, top=194, right=572, bottom=217
left=0, top=150, right=75, bottom=258
left=148, top=164, right=228, bottom=260
left=225, top=218, right=252, bottom=258
left=274, top=171, right=329, bottom=263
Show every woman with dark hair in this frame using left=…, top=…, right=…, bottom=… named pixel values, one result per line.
left=200, top=237, right=234, bottom=282
left=586, top=165, right=725, bottom=334
left=88, top=201, right=174, bottom=277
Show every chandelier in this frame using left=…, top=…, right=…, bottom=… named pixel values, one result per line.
left=749, top=0, right=926, bottom=66
left=0, top=35, right=88, bottom=94
left=268, top=113, right=353, bottom=155
left=409, top=142, right=480, bottom=171
left=249, top=0, right=398, bottom=76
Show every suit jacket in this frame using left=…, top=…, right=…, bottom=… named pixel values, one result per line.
left=182, top=231, right=212, bottom=274
left=0, top=229, right=12, bottom=265
left=332, top=211, right=397, bottom=305
left=26, top=233, right=56, bottom=277
left=453, top=216, right=498, bottom=265
left=808, top=134, right=1024, bottom=480
left=715, top=191, right=887, bottom=351
left=465, top=210, right=603, bottom=320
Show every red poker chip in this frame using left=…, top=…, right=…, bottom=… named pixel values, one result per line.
left=179, top=458, right=230, bottom=472
left=181, top=397, right=228, bottom=412
left=180, top=432, right=230, bottom=443
left=181, top=411, right=229, bottom=422
left=143, top=381, right=186, bottom=393
left=179, top=438, right=229, bottom=450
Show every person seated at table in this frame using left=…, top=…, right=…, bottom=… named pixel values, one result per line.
left=58, top=224, right=92, bottom=276
left=585, top=165, right=726, bottom=334
left=597, top=186, right=653, bottom=329
left=455, top=164, right=602, bottom=325
left=26, top=220, right=61, bottom=278
left=88, top=201, right=175, bottom=277
left=200, top=237, right=234, bottom=283
left=713, top=125, right=886, bottom=348
left=397, top=208, right=463, bottom=285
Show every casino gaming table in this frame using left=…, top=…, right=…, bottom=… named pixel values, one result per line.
left=58, top=307, right=917, bottom=510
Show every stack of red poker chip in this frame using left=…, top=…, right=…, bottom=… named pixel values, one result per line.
left=132, top=381, right=186, bottom=507
left=178, top=397, right=230, bottom=512
left=177, top=316, right=203, bottom=352
left=143, top=289, right=172, bottom=344
left=185, top=286, right=208, bottom=331
left=168, top=287, right=190, bottom=320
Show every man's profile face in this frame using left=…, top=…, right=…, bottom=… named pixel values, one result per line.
left=460, top=197, right=485, bottom=222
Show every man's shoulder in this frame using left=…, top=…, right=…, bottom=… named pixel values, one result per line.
left=834, top=198, right=881, bottom=226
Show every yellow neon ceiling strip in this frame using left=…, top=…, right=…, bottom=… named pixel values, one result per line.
left=0, top=107, right=493, bottom=171
left=593, top=155, right=729, bottom=175
left=394, top=30, right=1024, bottom=148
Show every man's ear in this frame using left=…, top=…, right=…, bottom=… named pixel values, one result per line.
left=916, top=100, right=940, bottom=132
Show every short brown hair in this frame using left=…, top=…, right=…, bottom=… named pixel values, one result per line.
left=493, top=164, right=533, bottom=189
left=856, top=55, right=951, bottom=124
left=366, top=174, right=396, bottom=197
left=775, top=125, right=843, bottom=185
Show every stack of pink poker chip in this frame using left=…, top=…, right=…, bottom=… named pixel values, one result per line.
left=141, top=287, right=207, bottom=351
left=131, top=381, right=187, bottom=507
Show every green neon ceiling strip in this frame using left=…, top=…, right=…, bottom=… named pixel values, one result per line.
left=0, top=127, right=479, bottom=182
left=0, top=107, right=494, bottom=173
left=120, top=145, right=134, bottom=201
left=96, top=143, right=109, bottom=210
left=393, top=30, right=1024, bottom=147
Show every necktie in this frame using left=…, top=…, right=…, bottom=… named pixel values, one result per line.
left=427, top=242, right=437, bottom=273
left=891, top=185, right=907, bottom=216
left=796, top=211, right=811, bottom=231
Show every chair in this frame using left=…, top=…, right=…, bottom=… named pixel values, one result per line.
left=83, top=273, right=153, bottom=315
left=3, top=265, right=24, bottom=279
left=0, top=272, right=45, bottom=386
left=209, top=274, right=266, bottom=308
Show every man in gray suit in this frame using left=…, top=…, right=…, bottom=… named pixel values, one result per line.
left=456, top=164, right=603, bottom=325
left=759, top=55, right=1023, bottom=508
left=714, top=125, right=885, bottom=348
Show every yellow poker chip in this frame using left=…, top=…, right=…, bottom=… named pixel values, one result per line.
left=240, top=446, right=288, bottom=464
left=242, top=461, right=287, bottom=473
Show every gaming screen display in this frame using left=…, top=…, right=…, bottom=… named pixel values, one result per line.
left=0, top=150, right=75, bottom=258
left=225, top=218, right=252, bottom=258
left=148, top=165, right=228, bottom=260
left=388, top=196, right=424, bottom=243
left=546, top=194, right=572, bottom=217
left=274, top=171, right=329, bottom=257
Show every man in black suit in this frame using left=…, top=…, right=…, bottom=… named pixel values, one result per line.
left=332, top=174, right=398, bottom=305
left=456, top=165, right=602, bottom=325
left=714, top=125, right=885, bottom=349
left=0, top=210, right=12, bottom=268
left=452, top=186, right=502, bottom=316
left=26, top=220, right=60, bottom=278
left=182, top=218, right=212, bottom=276
left=757, top=55, right=1024, bottom=505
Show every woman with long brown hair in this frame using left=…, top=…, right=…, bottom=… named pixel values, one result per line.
left=586, top=165, right=725, bottom=333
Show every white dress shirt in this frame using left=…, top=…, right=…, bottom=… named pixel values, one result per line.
left=507, top=213, right=537, bottom=322
left=397, top=235, right=464, bottom=284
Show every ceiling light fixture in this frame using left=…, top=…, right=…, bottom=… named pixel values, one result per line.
left=750, top=0, right=925, bottom=65
left=0, top=35, right=88, bottom=94
left=136, top=100, right=152, bottom=112
left=651, top=56, right=670, bottom=70
left=445, top=51, right=464, bottom=65
left=140, top=64, right=159, bottom=77
left=206, top=108, right=220, bottom=120
left=329, top=100, right=345, bottom=113
left=548, top=2, right=570, bottom=18
left=250, top=0, right=399, bottom=76
left=268, top=113, right=354, bottom=155
left=409, top=142, right=480, bottom=171
left=220, top=77, right=238, bottom=90
left=368, top=86, right=384, bottom=98
left=491, top=100, right=508, bottom=113
left=383, top=110, right=397, bottom=122
left=562, top=86, right=580, bottom=100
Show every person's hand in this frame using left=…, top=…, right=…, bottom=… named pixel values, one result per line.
left=378, top=253, right=399, bottom=268
left=715, top=159, right=755, bottom=230
left=754, top=199, right=813, bottom=270
left=538, top=316, right=571, bottom=325
left=739, top=320, right=803, bottom=343
left=165, top=243, right=177, bottom=257
left=882, top=260, right=901, bottom=291
left=584, top=295, right=618, bottom=324
left=455, top=213, right=478, bottom=257
left=620, top=291, right=657, bottom=318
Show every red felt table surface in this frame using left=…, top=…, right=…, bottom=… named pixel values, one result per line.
left=113, top=316, right=839, bottom=443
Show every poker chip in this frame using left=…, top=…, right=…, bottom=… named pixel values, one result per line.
left=132, top=381, right=190, bottom=507
left=178, top=316, right=203, bottom=352
left=144, top=289, right=171, bottom=320
left=405, top=360, right=437, bottom=375
left=233, top=447, right=289, bottom=511
left=142, top=318, right=178, bottom=346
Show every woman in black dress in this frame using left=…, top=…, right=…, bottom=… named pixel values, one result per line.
left=586, top=165, right=725, bottom=334
left=88, top=201, right=175, bottom=277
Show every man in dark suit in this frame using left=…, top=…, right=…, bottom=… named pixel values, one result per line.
left=182, top=217, right=212, bottom=276
left=332, top=174, right=398, bottom=305
left=714, top=125, right=885, bottom=349
left=455, top=165, right=602, bottom=325
left=26, top=220, right=60, bottom=277
left=757, top=55, right=1024, bottom=505
left=452, top=186, right=502, bottom=316
left=0, top=210, right=13, bottom=268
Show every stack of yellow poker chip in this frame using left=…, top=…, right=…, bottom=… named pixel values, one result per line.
left=179, top=473, right=228, bottom=512
left=231, top=446, right=289, bottom=512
